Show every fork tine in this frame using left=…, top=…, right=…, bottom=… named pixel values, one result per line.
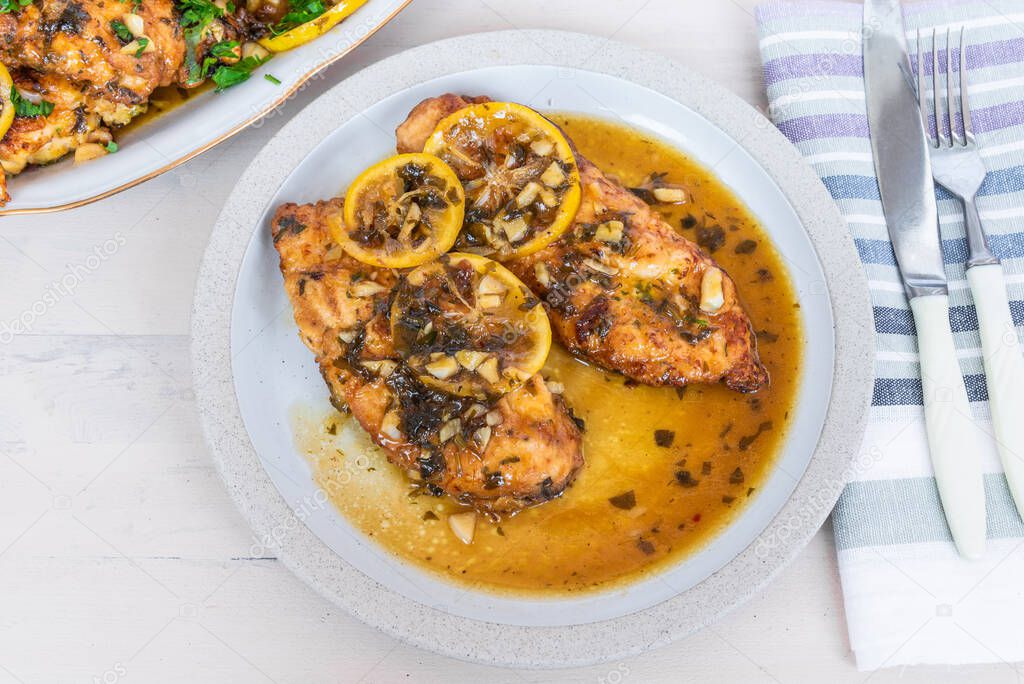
left=960, top=27, right=975, bottom=145
left=946, top=28, right=961, bottom=145
left=917, top=29, right=934, bottom=145
left=932, top=29, right=949, bottom=147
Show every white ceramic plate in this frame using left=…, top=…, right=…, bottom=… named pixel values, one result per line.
left=192, top=31, right=875, bottom=667
left=0, top=0, right=410, bottom=216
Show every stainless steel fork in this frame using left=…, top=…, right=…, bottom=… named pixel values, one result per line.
left=917, top=27, right=1024, bottom=521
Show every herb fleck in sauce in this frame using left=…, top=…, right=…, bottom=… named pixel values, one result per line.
left=292, top=114, right=803, bottom=596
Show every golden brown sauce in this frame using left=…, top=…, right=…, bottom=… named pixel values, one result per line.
left=119, top=83, right=211, bottom=134
left=291, top=114, right=803, bottom=595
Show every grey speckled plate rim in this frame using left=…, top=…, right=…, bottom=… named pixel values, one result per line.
left=190, top=30, right=875, bottom=669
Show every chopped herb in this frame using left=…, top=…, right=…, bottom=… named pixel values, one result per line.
left=734, top=239, right=758, bottom=255
left=701, top=461, right=711, bottom=476
left=674, top=470, right=699, bottom=488
left=422, top=510, right=438, bottom=521
left=654, top=429, right=675, bottom=448
left=695, top=225, right=725, bottom=253
left=722, top=495, right=735, bottom=505
left=179, top=0, right=228, bottom=84
left=110, top=19, right=133, bottom=42
left=608, top=490, right=636, bottom=510
left=134, top=37, right=149, bottom=58
left=104, top=141, right=119, bottom=153
left=271, top=0, right=326, bottom=35
left=729, top=467, right=745, bottom=485
left=212, top=55, right=270, bottom=91
left=210, top=39, right=239, bottom=59
left=325, top=422, right=336, bottom=435
left=636, top=538, right=655, bottom=555
left=0, top=0, right=31, bottom=13
left=680, top=214, right=699, bottom=230
left=264, top=73, right=282, bottom=85
left=756, top=330, right=779, bottom=343
left=738, top=421, right=773, bottom=451
left=178, top=0, right=224, bottom=36
left=10, top=87, right=53, bottom=118
left=496, top=526, right=505, bottom=537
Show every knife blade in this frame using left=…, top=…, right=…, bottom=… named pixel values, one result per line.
left=863, top=0, right=987, bottom=559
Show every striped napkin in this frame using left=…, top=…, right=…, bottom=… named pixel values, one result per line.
left=756, top=0, right=1024, bottom=671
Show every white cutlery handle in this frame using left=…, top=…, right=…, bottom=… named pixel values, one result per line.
left=910, top=294, right=987, bottom=559
left=967, top=263, right=1024, bottom=520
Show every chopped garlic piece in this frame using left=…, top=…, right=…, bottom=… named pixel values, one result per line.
left=350, top=281, right=388, bottom=297
left=473, top=426, right=492, bottom=450
left=74, top=143, right=108, bottom=163
left=652, top=187, right=687, bottom=204
left=540, top=161, right=565, bottom=187
left=122, top=13, right=145, bottom=37
left=477, top=294, right=503, bottom=309
left=448, top=511, right=477, bottom=544
left=534, top=262, right=552, bottom=288
left=455, top=350, right=488, bottom=371
left=496, top=215, right=529, bottom=243
left=463, top=403, right=488, bottom=419
left=699, top=267, right=724, bottom=313
left=530, top=139, right=554, bottom=156
left=425, top=356, right=459, bottom=379
left=516, top=181, right=542, bottom=208
left=477, top=274, right=507, bottom=296
left=438, top=418, right=461, bottom=443
left=362, top=360, right=397, bottom=378
left=594, top=220, right=624, bottom=243
left=476, top=357, right=500, bottom=384
left=379, top=411, right=402, bottom=440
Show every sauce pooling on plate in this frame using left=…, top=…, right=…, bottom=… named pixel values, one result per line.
left=291, top=114, right=803, bottom=595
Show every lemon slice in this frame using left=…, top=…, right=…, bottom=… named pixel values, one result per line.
left=0, top=63, right=15, bottom=142
left=330, top=152, right=464, bottom=269
left=423, top=101, right=582, bottom=260
left=258, top=0, right=369, bottom=53
left=390, top=252, right=552, bottom=398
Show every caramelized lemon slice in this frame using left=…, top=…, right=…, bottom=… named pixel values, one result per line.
left=0, top=63, right=15, bottom=142
left=331, top=153, right=465, bottom=269
left=390, top=252, right=552, bottom=398
left=423, top=102, right=581, bottom=260
left=257, top=0, right=369, bottom=53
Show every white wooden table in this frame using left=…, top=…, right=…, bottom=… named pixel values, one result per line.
left=1, top=1, right=1015, bottom=681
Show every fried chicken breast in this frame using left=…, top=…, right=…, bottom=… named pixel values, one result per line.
left=272, top=199, right=584, bottom=514
left=396, top=95, right=769, bottom=392
left=0, top=0, right=185, bottom=113
left=0, top=70, right=110, bottom=177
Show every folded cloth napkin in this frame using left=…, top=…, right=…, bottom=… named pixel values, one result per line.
left=756, top=0, right=1024, bottom=671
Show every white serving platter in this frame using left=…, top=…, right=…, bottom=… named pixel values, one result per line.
left=0, top=0, right=411, bottom=215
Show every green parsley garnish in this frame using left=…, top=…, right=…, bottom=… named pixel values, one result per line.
left=0, top=0, right=32, bottom=14
left=110, top=19, right=133, bottom=42
left=271, top=0, right=325, bottom=35
left=105, top=141, right=119, bottom=153
left=209, top=39, right=239, bottom=59
left=10, top=87, right=54, bottom=118
left=134, top=36, right=149, bottom=57
left=264, top=73, right=281, bottom=85
left=211, top=55, right=269, bottom=91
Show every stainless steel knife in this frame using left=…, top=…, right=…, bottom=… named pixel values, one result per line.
left=863, top=0, right=986, bottom=559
